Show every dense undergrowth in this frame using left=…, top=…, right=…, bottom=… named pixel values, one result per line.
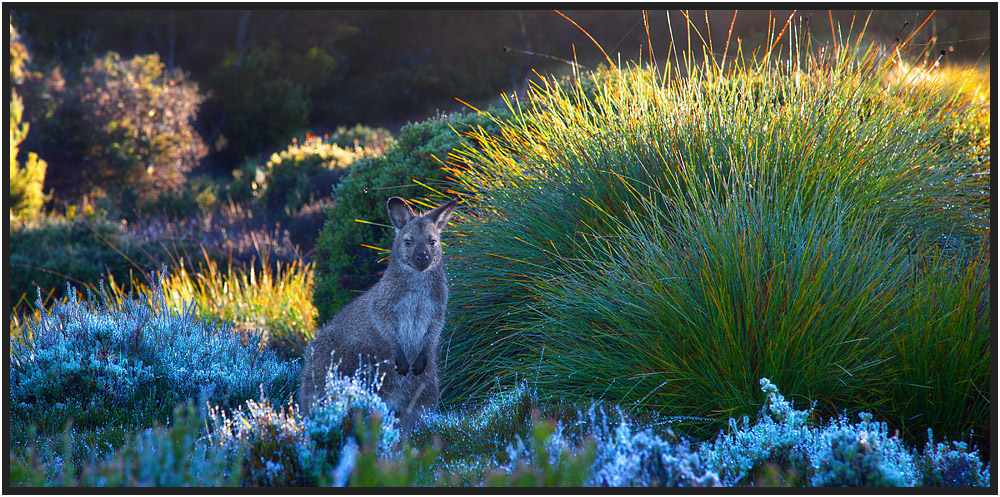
left=8, top=285, right=990, bottom=487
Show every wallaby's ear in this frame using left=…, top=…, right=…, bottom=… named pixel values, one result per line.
left=427, top=199, right=458, bottom=230
left=387, top=197, right=416, bottom=229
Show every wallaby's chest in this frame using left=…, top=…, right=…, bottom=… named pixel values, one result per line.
left=392, top=279, right=440, bottom=358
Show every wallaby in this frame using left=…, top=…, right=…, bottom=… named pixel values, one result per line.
left=299, top=197, right=457, bottom=428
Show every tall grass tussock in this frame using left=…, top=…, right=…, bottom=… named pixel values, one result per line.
left=441, top=16, right=990, bottom=453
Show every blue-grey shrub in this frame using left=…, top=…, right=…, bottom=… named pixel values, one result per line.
left=76, top=402, right=240, bottom=486
left=916, top=430, right=991, bottom=487
left=700, top=378, right=818, bottom=485
left=207, top=365, right=400, bottom=486
left=473, top=392, right=719, bottom=487
left=10, top=278, right=301, bottom=430
left=413, top=381, right=537, bottom=464
left=585, top=407, right=720, bottom=487
left=700, top=378, right=931, bottom=487
left=810, top=414, right=916, bottom=487
left=9, top=402, right=240, bottom=487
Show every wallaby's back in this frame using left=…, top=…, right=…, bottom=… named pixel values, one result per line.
left=299, top=197, right=457, bottom=428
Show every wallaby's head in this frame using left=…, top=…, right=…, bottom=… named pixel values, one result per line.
left=387, top=197, right=457, bottom=272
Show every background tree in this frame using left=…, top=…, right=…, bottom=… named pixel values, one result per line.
left=9, top=16, right=49, bottom=220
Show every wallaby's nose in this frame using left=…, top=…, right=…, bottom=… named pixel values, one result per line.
left=414, top=251, right=430, bottom=268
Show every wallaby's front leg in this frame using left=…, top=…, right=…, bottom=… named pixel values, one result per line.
left=411, top=346, right=428, bottom=375
left=393, top=342, right=410, bottom=376
left=370, top=299, right=409, bottom=376
left=411, top=318, right=441, bottom=376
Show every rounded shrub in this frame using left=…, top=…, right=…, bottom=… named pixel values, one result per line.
left=258, top=134, right=360, bottom=218
left=75, top=52, right=208, bottom=208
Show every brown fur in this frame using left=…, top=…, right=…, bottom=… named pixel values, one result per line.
left=299, top=197, right=457, bottom=428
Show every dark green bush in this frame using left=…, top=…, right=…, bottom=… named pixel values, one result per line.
left=8, top=213, right=210, bottom=305
left=209, top=41, right=322, bottom=164
left=141, top=175, right=223, bottom=219
left=10, top=197, right=308, bottom=310
left=311, top=109, right=511, bottom=323
left=258, top=134, right=360, bottom=218
left=228, top=161, right=265, bottom=205
left=10, top=215, right=139, bottom=304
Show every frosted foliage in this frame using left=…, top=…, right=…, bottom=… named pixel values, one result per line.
left=207, top=364, right=400, bottom=486
left=10, top=279, right=300, bottom=414
left=916, top=429, right=991, bottom=487
left=585, top=407, right=720, bottom=487
left=701, top=378, right=926, bottom=487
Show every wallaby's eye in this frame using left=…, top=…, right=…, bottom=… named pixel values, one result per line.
left=404, top=239, right=413, bottom=247
left=429, top=239, right=436, bottom=246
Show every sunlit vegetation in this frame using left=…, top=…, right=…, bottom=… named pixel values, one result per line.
left=8, top=10, right=990, bottom=487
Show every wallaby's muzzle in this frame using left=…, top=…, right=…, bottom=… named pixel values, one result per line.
left=413, top=250, right=431, bottom=271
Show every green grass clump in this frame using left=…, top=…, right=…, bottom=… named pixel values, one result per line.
left=441, top=30, right=989, bottom=451
left=129, top=249, right=318, bottom=359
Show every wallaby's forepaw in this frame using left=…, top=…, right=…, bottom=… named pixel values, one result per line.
left=394, top=347, right=410, bottom=376
left=412, top=349, right=428, bottom=375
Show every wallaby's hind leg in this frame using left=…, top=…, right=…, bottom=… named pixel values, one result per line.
left=298, top=346, right=318, bottom=414
left=396, top=373, right=438, bottom=428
